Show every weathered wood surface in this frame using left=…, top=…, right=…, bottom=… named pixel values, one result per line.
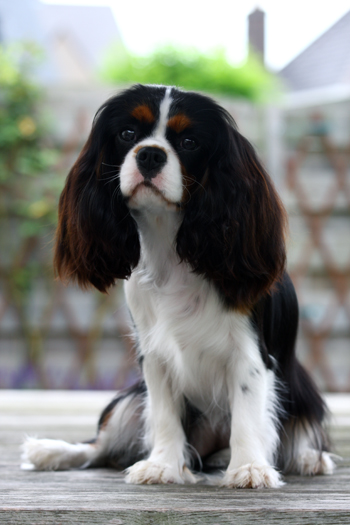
left=0, top=390, right=349, bottom=524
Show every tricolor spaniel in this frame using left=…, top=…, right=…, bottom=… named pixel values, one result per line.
left=22, top=84, right=334, bottom=488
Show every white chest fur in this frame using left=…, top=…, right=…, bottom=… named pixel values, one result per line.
left=124, top=207, right=263, bottom=413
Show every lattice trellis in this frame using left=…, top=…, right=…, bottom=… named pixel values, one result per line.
left=286, top=125, right=350, bottom=391
left=0, top=108, right=138, bottom=389
left=1, top=104, right=350, bottom=391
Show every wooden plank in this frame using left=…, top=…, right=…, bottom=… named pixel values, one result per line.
left=1, top=510, right=350, bottom=525
left=0, top=391, right=349, bottom=523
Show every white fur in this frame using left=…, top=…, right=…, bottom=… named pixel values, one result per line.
left=221, top=463, right=284, bottom=489
left=21, top=438, right=97, bottom=471
left=296, top=450, right=335, bottom=476
left=154, top=86, right=173, bottom=137
left=281, top=421, right=336, bottom=475
left=125, top=461, right=197, bottom=485
left=123, top=204, right=282, bottom=487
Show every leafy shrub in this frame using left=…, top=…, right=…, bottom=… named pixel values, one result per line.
left=100, top=45, right=276, bottom=102
left=0, top=43, right=60, bottom=241
left=0, top=42, right=61, bottom=303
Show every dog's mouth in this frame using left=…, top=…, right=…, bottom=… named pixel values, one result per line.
left=140, top=179, right=158, bottom=190
left=127, top=181, right=180, bottom=210
left=130, top=180, right=162, bottom=197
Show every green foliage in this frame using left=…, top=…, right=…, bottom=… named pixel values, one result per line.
left=100, top=44, right=276, bottom=102
left=0, top=42, right=62, bottom=305
left=0, top=43, right=60, bottom=241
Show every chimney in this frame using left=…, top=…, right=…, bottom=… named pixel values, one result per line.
left=248, top=8, right=265, bottom=63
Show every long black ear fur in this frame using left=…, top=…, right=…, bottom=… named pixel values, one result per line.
left=176, top=119, right=287, bottom=311
left=54, top=107, right=140, bottom=293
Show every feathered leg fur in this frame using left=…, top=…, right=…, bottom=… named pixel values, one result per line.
left=21, top=280, right=335, bottom=481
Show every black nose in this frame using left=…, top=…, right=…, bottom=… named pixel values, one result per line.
left=136, top=147, right=167, bottom=179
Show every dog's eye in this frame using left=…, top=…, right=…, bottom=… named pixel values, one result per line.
left=120, top=129, right=136, bottom=142
left=181, top=138, right=197, bottom=150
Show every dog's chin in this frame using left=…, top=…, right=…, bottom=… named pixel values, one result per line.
left=126, top=182, right=179, bottom=211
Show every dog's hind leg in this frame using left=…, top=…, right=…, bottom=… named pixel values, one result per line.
left=279, top=419, right=335, bottom=476
left=21, top=381, right=147, bottom=471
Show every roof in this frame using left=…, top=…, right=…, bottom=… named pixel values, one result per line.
left=0, top=0, right=122, bottom=83
left=40, top=4, right=121, bottom=71
left=280, top=10, right=350, bottom=92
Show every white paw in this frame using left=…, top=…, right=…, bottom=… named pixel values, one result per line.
left=297, top=450, right=336, bottom=476
left=125, top=460, right=197, bottom=485
left=221, top=463, right=284, bottom=489
left=21, top=437, right=92, bottom=471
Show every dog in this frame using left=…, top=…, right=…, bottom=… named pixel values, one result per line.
left=22, top=84, right=335, bottom=488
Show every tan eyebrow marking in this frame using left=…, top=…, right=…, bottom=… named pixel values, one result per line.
left=167, top=113, right=192, bottom=133
left=131, top=104, right=155, bottom=123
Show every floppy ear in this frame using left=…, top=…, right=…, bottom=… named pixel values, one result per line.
left=176, top=124, right=287, bottom=311
left=54, top=113, right=140, bottom=293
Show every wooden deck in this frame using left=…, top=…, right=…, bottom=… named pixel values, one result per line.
left=1, top=390, right=349, bottom=524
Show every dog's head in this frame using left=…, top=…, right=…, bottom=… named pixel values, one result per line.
left=55, top=84, right=286, bottom=309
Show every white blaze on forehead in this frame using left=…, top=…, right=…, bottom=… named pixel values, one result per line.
left=119, top=86, right=183, bottom=205
left=154, top=87, right=173, bottom=138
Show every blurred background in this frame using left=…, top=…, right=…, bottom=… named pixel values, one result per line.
left=0, top=0, right=349, bottom=391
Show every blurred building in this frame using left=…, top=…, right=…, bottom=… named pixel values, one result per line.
left=0, top=3, right=349, bottom=391
left=278, top=9, right=350, bottom=146
left=280, top=10, right=350, bottom=98
left=0, top=0, right=122, bottom=83
left=248, top=7, right=265, bottom=64
left=277, top=10, right=350, bottom=392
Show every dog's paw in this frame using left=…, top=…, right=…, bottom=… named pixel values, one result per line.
left=297, top=450, right=336, bottom=476
left=21, top=437, right=64, bottom=470
left=221, top=463, right=284, bottom=489
left=125, top=460, right=197, bottom=485
left=21, top=437, right=93, bottom=471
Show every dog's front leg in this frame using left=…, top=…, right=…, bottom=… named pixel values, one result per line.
left=221, top=348, right=284, bottom=489
left=125, top=355, right=196, bottom=485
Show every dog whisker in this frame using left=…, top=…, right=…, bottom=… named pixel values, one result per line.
left=102, top=162, right=120, bottom=167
